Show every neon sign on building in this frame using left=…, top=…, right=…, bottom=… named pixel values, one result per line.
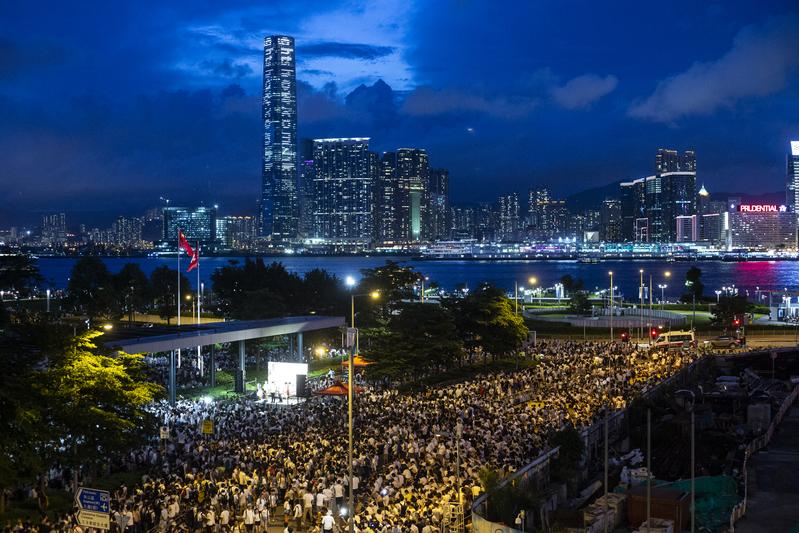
left=737, top=204, right=787, bottom=213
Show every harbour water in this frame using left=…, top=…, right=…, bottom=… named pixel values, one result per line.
left=34, top=256, right=799, bottom=300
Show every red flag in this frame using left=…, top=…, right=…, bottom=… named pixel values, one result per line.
left=178, top=230, right=199, bottom=272
left=187, top=250, right=199, bottom=272
left=178, top=230, right=195, bottom=257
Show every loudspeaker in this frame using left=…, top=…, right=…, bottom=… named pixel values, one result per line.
left=296, top=374, right=308, bottom=398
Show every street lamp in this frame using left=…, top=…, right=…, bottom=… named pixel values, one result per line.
left=715, top=290, right=721, bottom=303
left=658, top=284, right=668, bottom=309
left=347, top=289, right=380, bottom=533
left=528, top=276, right=538, bottom=304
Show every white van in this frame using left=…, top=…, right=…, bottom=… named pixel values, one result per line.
left=652, top=330, right=696, bottom=350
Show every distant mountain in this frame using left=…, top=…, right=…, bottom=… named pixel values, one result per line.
left=565, top=181, right=785, bottom=212
left=566, top=180, right=623, bottom=212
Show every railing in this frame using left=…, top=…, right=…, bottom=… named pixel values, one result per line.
left=727, top=383, right=798, bottom=532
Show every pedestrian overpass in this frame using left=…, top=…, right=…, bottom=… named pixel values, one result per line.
left=105, top=315, right=346, bottom=404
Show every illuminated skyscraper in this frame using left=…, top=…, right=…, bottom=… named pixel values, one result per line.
left=788, top=141, right=799, bottom=247
left=396, top=148, right=430, bottom=242
left=261, top=35, right=298, bottom=240
left=429, top=168, right=450, bottom=241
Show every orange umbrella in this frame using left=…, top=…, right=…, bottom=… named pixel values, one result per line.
left=341, top=355, right=373, bottom=367
left=313, top=380, right=365, bottom=396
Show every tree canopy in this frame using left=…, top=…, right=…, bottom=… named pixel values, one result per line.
left=66, top=257, right=120, bottom=323
left=150, top=265, right=190, bottom=323
left=682, top=266, right=705, bottom=303
left=362, top=303, right=463, bottom=378
left=712, top=295, right=751, bottom=326
left=0, top=250, right=43, bottom=297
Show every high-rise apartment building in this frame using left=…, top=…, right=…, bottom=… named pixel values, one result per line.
left=312, top=138, right=375, bottom=245
left=450, top=206, right=475, bottom=240
left=620, top=178, right=647, bottom=241
left=261, top=35, right=298, bottom=240
left=600, top=199, right=622, bottom=242
left=41, top=213, right=66, bottom=245
left=496, top=193, right=520, bottom=241
left=429, top=168, right=450, bottom=241
left=375, top=152, right=399, bottom=243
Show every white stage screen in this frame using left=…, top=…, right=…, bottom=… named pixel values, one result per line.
left=267, top=361, right=308, bottom=397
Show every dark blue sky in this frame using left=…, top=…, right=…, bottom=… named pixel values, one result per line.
left=2, top=0, right=799, bottom=226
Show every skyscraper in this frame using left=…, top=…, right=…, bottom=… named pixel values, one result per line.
left=375, top=152, right=399, bottom=243
left=429, top=168, right=450, bottom=241
left=788, top=141, right=799, bottom=247
left=396, top=148, right=430, bottom=242
left=312, top=138, right=375, bottom=245
left=297, top=138, right=315, bottom=239
left=600, top=199, right=622, bottom=242
left=162, top=207, right=217, bottom=248
left=261, top=35, right=298, bottom=240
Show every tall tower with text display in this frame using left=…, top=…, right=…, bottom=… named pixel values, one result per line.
left=261, top=35, right=298, bottom=240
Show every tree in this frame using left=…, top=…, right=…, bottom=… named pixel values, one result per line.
left=362, top=303, right=463, bottom=378
left=66, top=257, right=119, bottom=323
left=682, top=266, right=704, bottom=303
left=357, top=261, right=423, bottom=325
left=568, top=291, right=592, bottom=315
left=302, top=269, right=347, bottom=316
left=559, top=275, right=584, bottom=296
left=150, top=265, right=189, bottom=324
left=113, top=263, right=151, bottom=322
left=36, top=331, right=162, bottom=479
left=0, top=249, right=43, bottom=297
left=0, top=320, right=161, bottom=513
left=447, top=284, right=528, bottom=359
left=712, top=295, right=751, bottom=326
left=211, top=258, right=305, bottom=319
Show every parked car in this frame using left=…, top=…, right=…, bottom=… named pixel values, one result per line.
left=703, top=335, right=742, bottom=348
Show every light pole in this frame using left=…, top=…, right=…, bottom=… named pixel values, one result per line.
left=715, top=290, right=721, bottom=303
left=345, top=278, right=379, bottom=532
left=639, top=269, right=644, bottom=341
left=658, top=284, right=667, bottom=309
left=46, top=288, right=50, bottom=313
left=609, top=271, right=614, bottom=341
left=528, top=276, right=538, bottom=305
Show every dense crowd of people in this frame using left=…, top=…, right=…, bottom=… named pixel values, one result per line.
left=5, top=340, right=697, bottom=533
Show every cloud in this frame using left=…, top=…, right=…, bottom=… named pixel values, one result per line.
left=298, top=41, right=396, bottom=60
left=551, top=74, right=618, bottom=109
left=199, top=58, right=253, bottom=78
left=630, top=16, right=799, bottom=122
left=401, top=87, right=537, bottom=119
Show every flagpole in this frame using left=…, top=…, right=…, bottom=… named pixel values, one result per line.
left=197, top=242, right=202, bottom=375
left=177, top=230, right=181, bottom=369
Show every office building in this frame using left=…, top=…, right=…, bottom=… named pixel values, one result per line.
left=396, top=148, right=430, bottom=242
left=788, top=141, right=799, bottom=246
left=429, top=168, right=450, bottom=241
left=297, top=138, right=315, bottom=239
left=312, top=138, right=375, bottom=245
left=261, top=35, right=298, bottom=240
left=728, top=203, right=796, bottom=250
left=600, top=199, right=622, bottom=242
left=496, top=193, right=520, bottom=241
left=217, top=216, right=257, bottom=250
left=162, top=206, right=217, bottom=248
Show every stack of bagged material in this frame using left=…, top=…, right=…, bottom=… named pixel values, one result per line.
left=632, top=517, right=674, bottom=533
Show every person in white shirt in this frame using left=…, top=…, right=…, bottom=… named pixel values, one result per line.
left=242, top=503, right=256, bottom=532
left=321, top=510, right=335, bottom=533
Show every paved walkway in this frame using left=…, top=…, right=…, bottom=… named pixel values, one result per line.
left=736, top=405, right=799, bottom=533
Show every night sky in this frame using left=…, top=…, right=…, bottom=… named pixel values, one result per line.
left=2, top=0, right=799, bottom=226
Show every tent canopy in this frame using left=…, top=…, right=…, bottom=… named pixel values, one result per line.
left=341, top=355, right=373, bottom=367
left=314, top=380, right=365, bottom=396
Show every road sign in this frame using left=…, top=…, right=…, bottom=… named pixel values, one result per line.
left=201, top=419, right=214, bottom=435
left=75, top=487, right=110, bottom=513
left=77, top=509, right=110, bottom=530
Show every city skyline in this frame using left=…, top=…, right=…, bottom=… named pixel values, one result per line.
left=2, top=1, right=799, bottom=227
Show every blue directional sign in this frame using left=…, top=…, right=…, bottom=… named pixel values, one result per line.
left=75, top=487, right=110, bottom=514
